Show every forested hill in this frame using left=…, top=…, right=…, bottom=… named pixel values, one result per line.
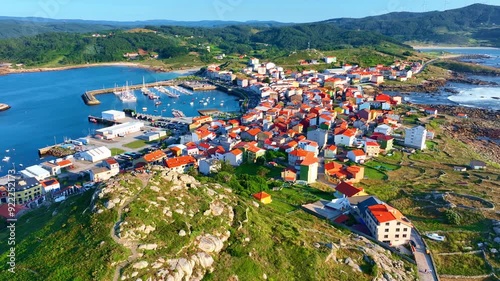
left=0, top=24, right=411, bottom=66
left=324, top=3, right=500, bottom=46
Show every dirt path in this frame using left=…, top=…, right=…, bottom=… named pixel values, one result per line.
left=112, top=174, right=151, bottom=281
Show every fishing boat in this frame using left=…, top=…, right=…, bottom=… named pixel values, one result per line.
left=5, top=149, right=9, bottom=153
left=171, top=109, right=186, bottom=118
left=426, top=233, right=445, bottom=241
left=190, top=101, right=194, bottom=106
left=155, top=101, right=162, bottom=106
left=89, top=118, right=97, bottom=123
left=142, top=107, right=147, bottom=111
left=19, top=164, right=23, bottom=167
left=2, top=156, right=10, bottom=162
left=203, top=102, right=208, bottom=106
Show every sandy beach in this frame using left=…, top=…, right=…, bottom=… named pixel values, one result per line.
left=0, top=62, right=201, bottom=76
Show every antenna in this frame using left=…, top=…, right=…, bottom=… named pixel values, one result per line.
left=307, top=41, right=311, bottom=51
left=444, top=0, right=449, bottom=10
left=422, top=0, right=427, bottom=12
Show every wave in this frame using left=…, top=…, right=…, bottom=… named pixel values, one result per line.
left=447, top=87, right=500, bottom=110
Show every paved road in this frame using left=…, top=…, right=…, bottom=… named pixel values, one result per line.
left=410, top=229, right=438, bottom=281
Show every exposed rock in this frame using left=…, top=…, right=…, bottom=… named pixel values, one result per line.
left=104, top=201, right=115, bottom=209
left=133, top=261, right=149, bottom=269
left=494, top=237, right=500, bottom=243
left=210, top=201, right=225, bottom=216
left=344, top=257, right=362, bottom=272
left=138, top=244, right=158, bottom=250
left=179, top=230, right=187, bottom=237
left=198, top=235, right=224, bottom=253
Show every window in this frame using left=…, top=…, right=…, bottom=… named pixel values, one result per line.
left=403, top=228, right=408, bottom=232
left=396, top=228, right=400, bottom=232
left=403, top=234, right=407, bottom=238
left=385, top=229, right=389, bottom=232
left=395, top=234, right=399, bottom=238
left=385, top=222, right=390, bottom=226
left=397, top=222, right=401, bottom=226
left=384, top=235, right=388, bottom=239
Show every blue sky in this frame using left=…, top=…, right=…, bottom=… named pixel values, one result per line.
left=3, top=0, right=496, bottom=22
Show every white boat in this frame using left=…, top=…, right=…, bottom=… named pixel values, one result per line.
left=203, top=102, right=208, bottom=106
left=118, top=82, right=137, bottom=102
left=426, top=233, right=445, bottom=241
left=142, top=107, right=147, bottom=111
left=189, top=102, right=194, bottom=106
left=5, top=149, right=9, bottom=153
left=19, top=164, right=23, bottom=167
left=2, top=156, right=10, bottom=162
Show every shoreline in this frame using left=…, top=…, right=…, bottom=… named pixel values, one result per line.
left=0, top=62, right=201, bottom=76
left=412, top=45, right=500, bottom=50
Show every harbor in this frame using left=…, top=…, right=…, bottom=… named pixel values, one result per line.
left=82, top=80, right=176, bottom=105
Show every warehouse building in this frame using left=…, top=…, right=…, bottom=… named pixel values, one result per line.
left=20, top=165, right=51, bottom=181
left=81, top=146, right=112, bottom=163
left=102, top=110, right=126, bottom=121
left=95, top=122, right=144, bottom=140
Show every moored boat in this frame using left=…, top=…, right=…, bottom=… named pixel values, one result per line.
left=426, top=233, right=445, bottom=241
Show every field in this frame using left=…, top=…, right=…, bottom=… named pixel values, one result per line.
left=123, top=140, right=147, bottom=149
left=110, top=148, right=126, bottom=156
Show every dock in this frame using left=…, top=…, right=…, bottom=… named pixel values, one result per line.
left=81, top=80, right=177, bottom=106
left=181, top=82, right=217, bottom=91
left=0, top=103, right=11, bottom=112
left=88, top=115, right=121, bottom=126
left=198, top=109, right=222, bottom=116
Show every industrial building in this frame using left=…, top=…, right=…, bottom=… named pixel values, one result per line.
left=101, top=110, right=126, bottom=121
left=20, top=165, right=51, bottom=181
left=80, top=146, right=112, bottom=163
left=95, top=122, right=144, bottom=140
left=139, top=130, right=167, bottom=142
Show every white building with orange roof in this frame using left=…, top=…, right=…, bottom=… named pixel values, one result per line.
left=362, top=203, right=413, bottom=246
left=347, top=149, right=366, bottom=164
left=225, top=149, right=244, bottom=166
left=364, top=141, right=381, bottom=158
left=334, top=128, right=357, bottom=147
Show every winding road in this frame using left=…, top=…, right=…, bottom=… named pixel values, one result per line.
left=410, top=229, right=438, bottom=281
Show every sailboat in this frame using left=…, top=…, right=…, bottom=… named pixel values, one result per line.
left=141, top=77, right=150, bottom=95
left=119, top=81, right=137, bottom=103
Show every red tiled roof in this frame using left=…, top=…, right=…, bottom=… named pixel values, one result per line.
left=105, top=158, right=118, bottom=165
left=165, top=156, right=196, bottom=168
left=0, top=204, right=27, bottom=219
left=335, top=181, right=364, bottom=197
left=144, top=150, right=167, bottom=162
left=325, top=162, right=343, bottom=172
left=230, top=149, right=243, bottom=156
left=365, top=142, right=380, bottom=147
left=253, top=191, right=271, bottom=200
left=57, top=159, right=73, bottom=167
left=368, top=204, right=407, bottom=224
left=326, top=145, right=337, bottom=151
left=300, top=155, right=318, bottom=166
left=41, top=179, right=59, bottom=187
left=350, top=149, right=365, bottom=157
left=334, top=214, right=350, bottom=224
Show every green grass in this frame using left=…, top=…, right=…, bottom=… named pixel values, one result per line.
left=0, top=191, right=126, bottom=281
left=110, top=148, right=126, bottom=156
left=364, top=160, right=400, bottom=171
left=435, top=253, right=490, bottom=276
left=363, top=167, right=387, bottom=180
left=235, top=163, right=283, bottom=178
left=123, top=140, right=147, bottom=149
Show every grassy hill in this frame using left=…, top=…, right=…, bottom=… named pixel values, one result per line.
left=0, top=170, right=418, bottom=281
left=324, top=4, right=500, bottom=47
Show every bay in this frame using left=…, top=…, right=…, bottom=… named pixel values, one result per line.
left=0, top=66, right=240, bottom=175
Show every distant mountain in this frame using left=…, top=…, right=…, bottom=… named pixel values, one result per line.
left=0, top=16, right=292, bottom=39
left=323, top=4, right=500, bottom=47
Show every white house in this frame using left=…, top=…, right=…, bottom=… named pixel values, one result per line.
left=81, top=146, right=112, bottom=163
left=225, top=149, right=244, bottom=166
left=404, top=126, right=427, bottom=150
left=347, top=149, right=366, bottom=164
left=306, top=129, right=328, bottom=149
left=89, top=158, right=120, bottom=182
left=374, top=124, right=393, bottom=136
left=334, top=129, right=357, bottom=147
left=199, top=158, right=221, bottom=175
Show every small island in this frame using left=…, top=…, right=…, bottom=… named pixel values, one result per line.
left=0, top=103, right=10, bottom=111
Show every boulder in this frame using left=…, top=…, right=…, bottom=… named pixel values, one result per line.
left=494, top=237, right=500, bottom=243
left=133, top=261, right=148, bottom=269
left=195, top=252, right=214, bottom=268
left=198, top=235, right=224, bottom=253
left=179, top=230, right=187, bottom=237
left=210, top=201, right=225, bottom=216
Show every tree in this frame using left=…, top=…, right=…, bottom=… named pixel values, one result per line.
left=217, top=160, right=235, bottom=174
left=256, top=167, right=270, bottom=177
left=256, top=156, right=266, bottom=165
left=444, top=209, right=461, bottom=225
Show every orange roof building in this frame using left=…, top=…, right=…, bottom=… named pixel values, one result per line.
left=143, top=150, right=167, bottom=163
left=253, top=191, right=272, bottom=204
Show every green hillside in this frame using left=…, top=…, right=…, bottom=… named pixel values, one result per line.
left=0, top=171, right=417, bottom=281
left=325, top=4, right=500, bottom=47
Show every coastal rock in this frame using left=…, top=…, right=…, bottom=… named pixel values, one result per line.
left=198, top=235, right=224, bottom=253
left=210, top=201, right=225, bottom=216
left=138, top=244, right=158, bottom=250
